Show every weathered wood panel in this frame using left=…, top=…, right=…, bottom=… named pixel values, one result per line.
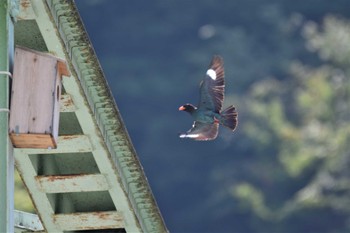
left=19, top=135, right=91, bottom=154
left=9, top=46, right=69, bottom=148
left=9, top=133, right=56, bottom=149
left=10, top=48, right=56, bottom=134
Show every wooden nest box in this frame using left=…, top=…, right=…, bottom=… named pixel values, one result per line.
left=9, top=47, right=70, bottom=149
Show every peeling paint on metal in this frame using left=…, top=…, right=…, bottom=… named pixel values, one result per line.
left=44, top=0, right=168, bottom=232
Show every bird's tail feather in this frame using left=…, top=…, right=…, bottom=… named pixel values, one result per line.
left=220, top=106, right=238, bottom=131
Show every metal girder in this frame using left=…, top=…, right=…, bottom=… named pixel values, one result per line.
left=53, top=211, right=124, bottom=231
left=35, top=174, right=110, bottom=193
left=0, top=0, right=16, bottom=231
left=11, top=0, right=167, bottom=233
left=12, top=0, right=168, bottom=232
left=44, top=1, right=168, bottom=231
left=14, top=210, right=44, bottom=231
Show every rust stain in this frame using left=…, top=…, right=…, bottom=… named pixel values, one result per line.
left=20, top=0, right=31, bottom=9
left=63, top=97, right=74, bottom=107
left=55, top=212, right=122, bottom=228
left=61, top=135, right=79, bottom=140
left=37, top=174, right=89, bottom=182
left=93, top=211, right=112, bottom=220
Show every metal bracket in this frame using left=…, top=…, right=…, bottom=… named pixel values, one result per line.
left=0, top=108, right=10, bottom=113
left=0, top=71, right=12, bottom=114
left=0, top=71, right=12, bottom=78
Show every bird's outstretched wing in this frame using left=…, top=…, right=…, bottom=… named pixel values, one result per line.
left=179, top=121, right=219, bottom=141
left=198, top=55, right=225, bottom=113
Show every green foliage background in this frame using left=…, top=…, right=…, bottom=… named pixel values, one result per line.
left=16, top=1, right=350, bottom=232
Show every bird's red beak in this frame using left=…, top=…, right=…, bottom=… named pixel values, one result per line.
left=179, top=106, right=185, bottom=111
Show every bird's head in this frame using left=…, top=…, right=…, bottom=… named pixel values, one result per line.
left=179, top=104, right=197, bottom=114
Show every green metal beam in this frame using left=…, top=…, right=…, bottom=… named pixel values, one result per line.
left=45, top=1, right=168, bottom=231
left=34, top=0, right=169, bottom=231
left=14, top=210, right=44, bottom=231
left=11, top=0, right=167, bottom=231
left=0, top=0, right=14, bottom=231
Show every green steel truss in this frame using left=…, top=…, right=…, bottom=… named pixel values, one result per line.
left=7, top=0, right=168, bottom=232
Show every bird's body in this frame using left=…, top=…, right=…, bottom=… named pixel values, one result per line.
left=191, top=109, right=217, bottom=123
left=179, top=55, right=238, bottom=141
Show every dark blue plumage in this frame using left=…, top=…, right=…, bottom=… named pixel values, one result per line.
left=179, top=55, right=238, bottom=141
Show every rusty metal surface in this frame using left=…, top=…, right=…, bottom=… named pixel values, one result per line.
left=13, top=0, right=167, bottom=232
left=44, top=0, right=168, bottom=232
left=53, top=211, right=124, bottom=231
left=35, top=174, right=110, bottom=193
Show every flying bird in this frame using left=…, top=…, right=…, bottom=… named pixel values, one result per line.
left=179, top=55, right=238, bottom=140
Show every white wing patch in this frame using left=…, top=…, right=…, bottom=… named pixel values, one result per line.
left=206, top=69, right=216, bottom=80
left=179, top=134, right=200, bottom=138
